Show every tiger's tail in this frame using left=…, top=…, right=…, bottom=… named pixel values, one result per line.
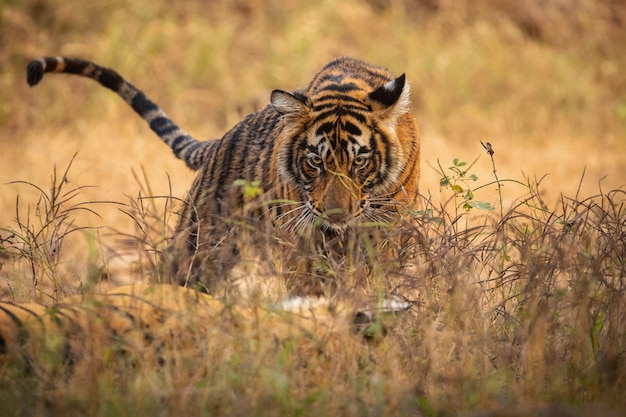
left=27, top=56, right=209, bottom=170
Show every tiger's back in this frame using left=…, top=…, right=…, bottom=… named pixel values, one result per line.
left=27, top=56, right=420, bottom=294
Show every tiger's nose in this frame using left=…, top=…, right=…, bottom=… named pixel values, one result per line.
left=323, top=207, right=351, bottom=223
left=323, top=200, right=366, bottom=224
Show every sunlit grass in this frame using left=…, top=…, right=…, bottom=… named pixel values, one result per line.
left=1, top=150, right=624, bottom=416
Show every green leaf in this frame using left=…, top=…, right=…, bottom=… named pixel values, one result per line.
left=454, top=158, right=467, bottom=167
left=451, top=185, right=464, bottom=194
left=469, top=201, right=495, bottom=210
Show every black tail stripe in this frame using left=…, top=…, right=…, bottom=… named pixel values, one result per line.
left=131, top=91, right=160, bottom=114
left=27, top=57, right=209, bottom=170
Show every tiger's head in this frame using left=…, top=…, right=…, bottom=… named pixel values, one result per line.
left=271, top=58, right=420, bottom=233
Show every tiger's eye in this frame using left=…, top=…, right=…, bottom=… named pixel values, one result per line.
left=307, top=155, right=323, bottom=167
left=353, top=155, right=369, bottom=167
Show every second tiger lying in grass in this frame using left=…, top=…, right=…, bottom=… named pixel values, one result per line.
left=26, top=56, right=420, bottom=294
left=0, top=284, right=411, bottom=377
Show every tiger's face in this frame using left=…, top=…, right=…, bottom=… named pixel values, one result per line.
left=271, top=74, right=413, bottom=232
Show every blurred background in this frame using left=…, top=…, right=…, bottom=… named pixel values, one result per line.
left=1, top=0, right=625, bottom=279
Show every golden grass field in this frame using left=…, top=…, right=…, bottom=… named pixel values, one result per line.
left=0, top=0, right=625, bottom=416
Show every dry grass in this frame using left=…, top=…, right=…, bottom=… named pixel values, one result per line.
left=1, top=0, right=625, bottom=415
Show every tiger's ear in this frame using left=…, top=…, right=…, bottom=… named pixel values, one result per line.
left=368, top=74, right=411, bottom=120
left=271, top=90, right=311, bottom=121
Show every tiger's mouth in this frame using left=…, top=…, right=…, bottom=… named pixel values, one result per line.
left=308, top=203, right=366, bottom=232
left=319, top=217, right=351, bottom=232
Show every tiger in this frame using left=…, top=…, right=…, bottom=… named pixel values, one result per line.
left=26, top=56, right=421, bottom=294
left=0, top=284, right=411, bottom=376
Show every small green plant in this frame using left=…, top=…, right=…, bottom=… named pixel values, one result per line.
left=438, top=156, right=494, bottom=213
left=232, top=179, right=263, bottom=200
